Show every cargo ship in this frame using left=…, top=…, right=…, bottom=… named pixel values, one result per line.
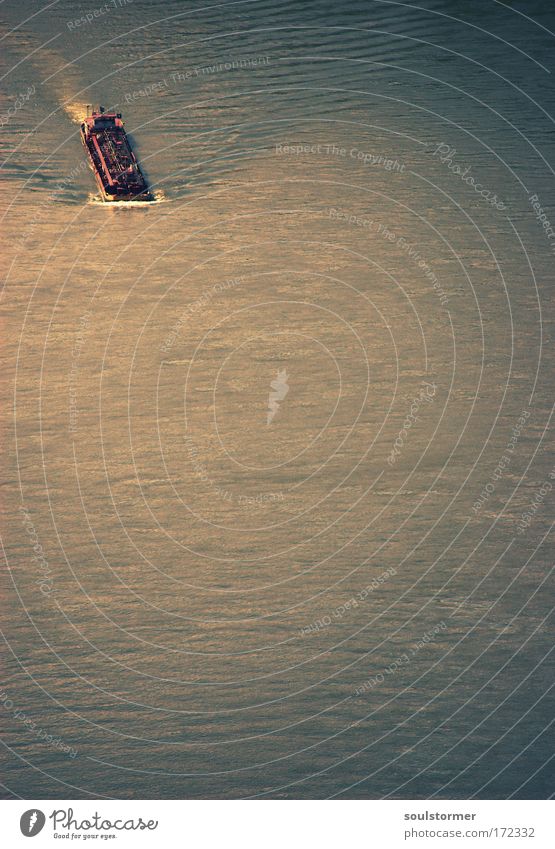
left=80, top=106, right=152, bottom=202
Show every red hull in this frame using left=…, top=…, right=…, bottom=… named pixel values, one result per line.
left=80, top=107, right=152, bottom=202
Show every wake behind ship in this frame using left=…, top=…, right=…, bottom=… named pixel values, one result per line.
left=80, top=106, right=152, bottom=202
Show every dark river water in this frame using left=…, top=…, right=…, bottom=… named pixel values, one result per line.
left=1, top=0, right=554, bottom=799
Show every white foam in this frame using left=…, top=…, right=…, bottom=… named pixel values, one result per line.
left=87, top=190, right=166, bottom=207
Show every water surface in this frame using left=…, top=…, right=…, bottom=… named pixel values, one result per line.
left=1, top=0, right=554, bottom=799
